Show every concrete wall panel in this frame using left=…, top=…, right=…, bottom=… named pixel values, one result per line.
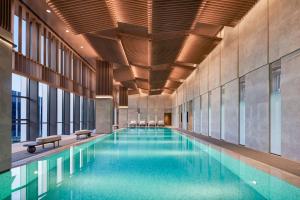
left=281, top=50, right=300, bottom=161
left=269, top=0, right=300, bottom=63
left=210, top=87, right=221, bottom=139
left=201, top=93, right=209, bottom=135
left=239, top=0, right=268, bottom=76
left=209, top=45, right=221, bottom=90
left=245, top=65, right=270, bottom=152
left=223, top=79, right=239, bottom=144
left=200, top=58, right=209, bottom=95
left=221, top=26, right=238, bottom=84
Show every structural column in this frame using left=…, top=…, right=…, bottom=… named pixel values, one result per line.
left=95, top=60, right=113, bottom=133
left=118, top=86, right=128, bottom=128
left=0, top=29, right=12, bottom=171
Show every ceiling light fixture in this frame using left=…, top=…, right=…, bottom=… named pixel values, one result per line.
left=66, top=30, right=69, bottom=33
left=46, top=9, right=51, bottom=13
left=80, top=46, right=84, bottom=49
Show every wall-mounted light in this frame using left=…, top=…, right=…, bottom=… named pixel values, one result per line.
left=46, top=9, right=51, bottom=13
left=80, top=46, right=84, bottom=49
left=119, top=106, right=128, bottom=109
left=66, top=30, right=70, bottom=33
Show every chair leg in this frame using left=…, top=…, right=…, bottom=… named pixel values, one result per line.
left=53, top=142, right=55, bottom=148
left=42, top=144, right=44, bottom=149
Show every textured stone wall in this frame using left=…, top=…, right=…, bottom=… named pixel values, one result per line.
left=170, top=0, right=300, bottom=161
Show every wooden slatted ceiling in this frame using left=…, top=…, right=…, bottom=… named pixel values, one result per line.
left=46, top=0, right=115, bottom=34
left=106, top=0, right=149, bottom=29
left=151, top=0, right=202, bottom=33
left=120, top=35, right=150, bottom=66
left=197, top=0, right=258, bottom=27
left=176, top=34, right=221, bottom=64
left=47, top=0, right=258, bottom=94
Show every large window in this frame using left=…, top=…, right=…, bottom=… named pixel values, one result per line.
left=239, top=77, right=246, bottom=145
left=21, top=19, right=26, bottom=55
left=70, top=93, right=74, bottom=133
left=12, top=73, right=28, bottom=142
left=80, top=96, right=83, bottom=129
left=13, top=15, right=19, bottom=51
left=270, top=61, right=281, bottom=155
left=38, top=83, right=48, bottom=137
left=57, top=89, right=63, bottom=135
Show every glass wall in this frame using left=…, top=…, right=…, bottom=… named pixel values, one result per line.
left=57, top=89, right=63, bottom=135
left=70, top=93, right=74, bottom=133
left=239, top=77, right=246, bottom=145
left=270, top=62, right=281, bottom=155
left=38, top=83, right=48, bottom=137
left=13, top=15, right=19, bottom=51
left=12, top=73, right=28, bottom=142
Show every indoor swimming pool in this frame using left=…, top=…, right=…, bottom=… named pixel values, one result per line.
left=0, top=128, right=299, bottom=200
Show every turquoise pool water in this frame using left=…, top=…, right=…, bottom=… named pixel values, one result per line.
left=0, top=128, right=300, bottom=200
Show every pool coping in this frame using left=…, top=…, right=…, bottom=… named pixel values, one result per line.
left=173, top=128, right=300, bottom=188
left=11, top=133, right=109, bottom=168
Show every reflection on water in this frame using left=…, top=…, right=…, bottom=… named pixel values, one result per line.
left=0, top=128, right=299, bottom=200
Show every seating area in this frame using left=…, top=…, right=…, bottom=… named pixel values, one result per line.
left=128, top=120, right=165, bottom=128
left=22, top=130, right=93, bottom=154
left=23, top=135, right=61, bottom=153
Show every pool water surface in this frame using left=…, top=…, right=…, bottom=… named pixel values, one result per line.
left=0, top=128, right=299, bottom=200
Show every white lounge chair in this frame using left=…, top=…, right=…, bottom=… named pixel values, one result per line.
left=139, top=120, right=146, bottom=127
left=157, top=120, right=165, bottom=127
left=148, top=120, right=156, bottom=127
left=129, top=120, right=137, bottom=128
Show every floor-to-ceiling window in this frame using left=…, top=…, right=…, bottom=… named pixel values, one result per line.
left=57, top=89, right=63, bottom=135
left=38, top=83, right=48, bottom=137
left=270, top=61, right=281, bottom=155
left=239, top=77, right=246, bottom=145
left=80, top=96, right=83, bottom=129
left=12, top=73, right=28, bottom=142
left=21, top=18, right=26, bottom=55
left=70, top=93, right=74, bottom=133
left=13, top=15, right=19, bottom=51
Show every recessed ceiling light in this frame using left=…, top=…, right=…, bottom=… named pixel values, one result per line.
left=66, top=30, right=69, bottom=33
left=80, top=46, right=84, bottom=49
left=46, top=9, right=51, bottom=13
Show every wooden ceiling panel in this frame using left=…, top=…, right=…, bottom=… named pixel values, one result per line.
left=152, top=0, right=202, bottom=33
left=169, top=65, right=194, bottom=81
left=151, top=36, right=185, bottom=65
left=165, top=80, right=182, bottom=89
left=131, top=65, right=150, bottom=80
left=176, top=34, right=221, bottom=64
left=107, top=0, right=149, bottom=29
left=136, top=78, right=150, bottom=90
left=149, top=69, right=170, bottom=89
left=47, top=0, right=115, bottom=34
left=120, top=35, right=150, bottom=66
left=47, top=0, right=258, bottom=95
left=85, top=34, right=128, bottom=65
left=113, top=67, right=134, bottom=82
left=197, top=0, right=258, bottom=27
